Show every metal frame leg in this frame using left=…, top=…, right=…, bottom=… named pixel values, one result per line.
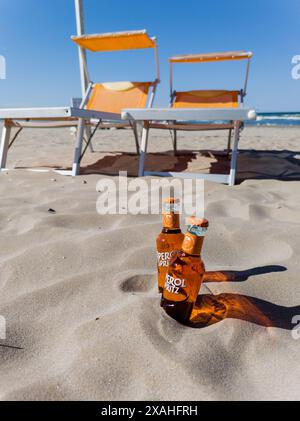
left=138, top=124, right=149, bottom=177
left=85, top=126, right=94, bottom=153
left=80, top=120, right=102, bottom=163
left=72, top=118, right=85, bottom=176
left=132, top=123, right=140, bottom=155
left=0, top=120, right=12, bottom=170
left=227, top=128, right=232, bottom=155
left=228, top=121, right=241, bottom=186
left=173, top=129, right=177, bottom=155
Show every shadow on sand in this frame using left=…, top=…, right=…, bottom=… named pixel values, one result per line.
left=17, top=149, right=300, bottom=182
left=79, top=151, right=197, bottom=176
left=189, top=293, right=300, bottom=330
left=203, top=265, right=287, bottom=283
left=187, top=265, right=298, bottom=330
left=77, top=149, right=300, bottom=182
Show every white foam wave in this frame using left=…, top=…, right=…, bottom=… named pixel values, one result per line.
left=257, top=115, right=300, bottom=121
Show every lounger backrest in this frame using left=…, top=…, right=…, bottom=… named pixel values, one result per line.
left=86, top=81, right=152, bottom=114
left=172, top=90, right=240, bottom=109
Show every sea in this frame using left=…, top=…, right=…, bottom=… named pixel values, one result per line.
left=188, top=112, right=300, bottom=127
left=247, top=112, right=300, bottom=127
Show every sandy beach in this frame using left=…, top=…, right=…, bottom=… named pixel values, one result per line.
left=0, top=125, right=300, bottom=401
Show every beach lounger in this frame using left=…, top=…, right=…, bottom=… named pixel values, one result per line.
left=167, top=51, right=252, bottom=155
left=71, top=29, right=160, bottom=156
left=122, top=107, right=256, bottom=185
left=122, top=51, right=254, bottom=185
left=0, top=0, right=159, bottom=176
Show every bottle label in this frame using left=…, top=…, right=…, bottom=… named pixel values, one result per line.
left=157, top=251, right=175, bottom=267
left=164, top=274, right=187, bottom=295
left=163, top=213, right=180, bottom=229
left=187, top=225, right=208, bottom=237
left=182, top=232, right=204, bottom=256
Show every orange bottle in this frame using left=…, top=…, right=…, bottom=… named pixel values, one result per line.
left=156, top=198, right=184, bottom=293
left=161, top=217, right=209, bottom=324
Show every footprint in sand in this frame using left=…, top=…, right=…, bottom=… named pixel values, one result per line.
left=120, top=274, right=156, bottom=294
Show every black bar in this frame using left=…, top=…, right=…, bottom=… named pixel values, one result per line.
left=0, top=401, right=297, bottom=419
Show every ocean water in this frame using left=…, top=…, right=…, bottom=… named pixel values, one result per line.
left=247, top=112, right=300, bottom=127
left=189, top=112, right=300, bottom=127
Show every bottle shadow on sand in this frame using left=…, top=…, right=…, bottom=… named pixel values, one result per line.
left=203, top=264, right=287, bottom=283
left=187, top=265, right=300, bottom=330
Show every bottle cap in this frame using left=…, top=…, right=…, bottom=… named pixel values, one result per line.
left=163, top=197, right=180, bottom=204
left=163, top=198, right=180, bottom=229
left=163, top=198, right=180, bottom=213
left=187, top=217, right=209, bottom=228
left=187, top=217, right=209, bottom=237
left=182, top=217, right=209, bottom=255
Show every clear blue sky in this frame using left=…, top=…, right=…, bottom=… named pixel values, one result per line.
left=0, top=0, right=299, bottom=111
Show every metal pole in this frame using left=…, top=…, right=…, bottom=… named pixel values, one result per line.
left=153, top=39, right=160, bottom=83
left=74, top=0, right=94, bottom=153
left=0, top=120, right=12, bottom=170
left=74, top=0, right=90, bottom=97
left=170, top=63, right=173, bottom=105
left=228, top=121, right=241, bottom=186
left=138, top=125, right=149, bottom=177
left=243, top=59, right=251, bottom=100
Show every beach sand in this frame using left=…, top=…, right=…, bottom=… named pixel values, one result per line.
left=0, top=126, right=300, bottom=401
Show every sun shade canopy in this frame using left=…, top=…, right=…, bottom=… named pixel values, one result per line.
left=169, top=51, right=253, bottom=64
left=72, top=30, right=156, bottom=52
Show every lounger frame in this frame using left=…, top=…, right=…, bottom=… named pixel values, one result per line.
left=0, top=107, right=121, bottom=176
left=121, top=51, right=254, bottom=186
left=122, top=107, right=256, bottom=186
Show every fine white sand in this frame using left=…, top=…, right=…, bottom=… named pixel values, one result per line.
left=0, top=125, right=300, bottom=401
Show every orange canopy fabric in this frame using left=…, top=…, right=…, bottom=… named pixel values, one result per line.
left=172, top=90, right=240, bottom=109
left=86, top=82, right=152, bottom=114
left=72, top=30, right=156, bottom=52
left=170, top=51, right=252, bottom=64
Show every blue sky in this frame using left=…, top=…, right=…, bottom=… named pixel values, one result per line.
left=0, top=0, right=299, bottom=111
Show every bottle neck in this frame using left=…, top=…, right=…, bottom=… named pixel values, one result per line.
left=162, top=227, right=182, bottom=234
left=181, top=232, right=205, bottom=256
left=162, top=213, right=180, bottom=230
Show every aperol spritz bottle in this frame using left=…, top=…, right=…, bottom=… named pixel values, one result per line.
left=156, top=198, right=184, bottom=293
left=161, top=217, right=209, bottom=324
